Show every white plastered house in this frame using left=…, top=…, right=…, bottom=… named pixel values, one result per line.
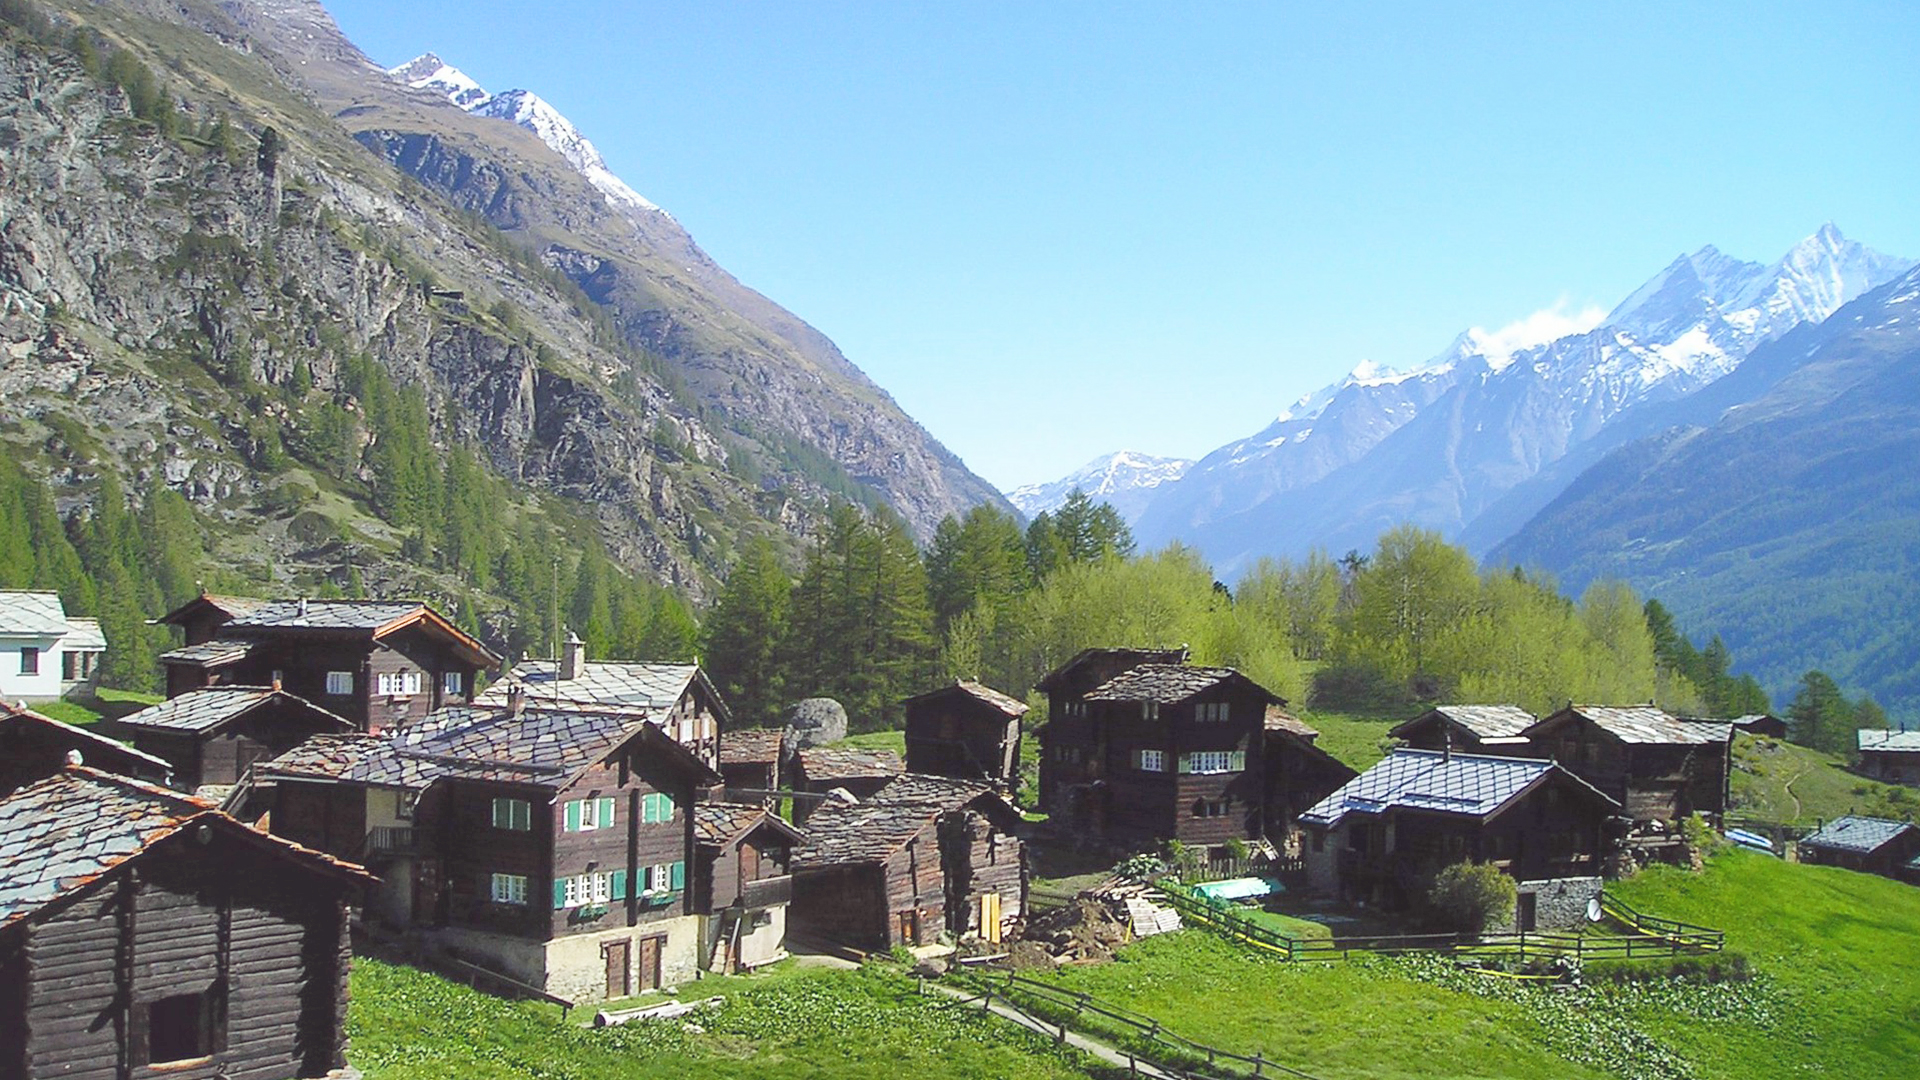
left=0, top=591, right=106, bottom=702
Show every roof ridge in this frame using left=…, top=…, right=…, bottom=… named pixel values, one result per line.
left=60, top=763, right=216, bottom=810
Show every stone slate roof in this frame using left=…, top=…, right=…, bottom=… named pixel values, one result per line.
left=1859, top=729, right=1920, bottom=753
left=1801, top=815, right=1918, bottom=854
left=260, top=704, right=722, bottom=791
left=1395, top=705, right=1538, bottom=742
left=694, top=802, right=803, bottom=848
left=0, top=767, right=369, bottom=928
left=797, top=746, right=904, bottom=783
left=791, top=799, right=940, bottom=868
left=719, top=728, right=785, bottom=765
left=1084, top=664, right=1281, bottom=705
left=1300, top=748, right=1615, bottom=829
left=158, top=639, right=253, bottom=668
left=870, top=772, right=994, bottom=812
left=905, top=679, right=1028, bottom=717
left=115, top=686, right=353, bottom=735
left=0, top=702, right=172, bottom=775
left=0, top=590, right=70, bottom=634
left=1264, top=706, right=1321, bottom=741
left=482, top=660, right=697, bottom=709
left=1544, top=705, right=1731, bottom=745
left=62, top=618, right=104, bottom=651
left=1034, top=646, right=1189, bottom=694
left=227, top=599, right=426, bottom=630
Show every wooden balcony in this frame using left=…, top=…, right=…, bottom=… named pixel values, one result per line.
left=737, top=874, right=793, bottom=909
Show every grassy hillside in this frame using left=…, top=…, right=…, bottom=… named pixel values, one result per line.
left=1026, top=850, right=1920, bottom=1079
left=1298, top=709, right=1403, bottom=771
left=348, top=960, right=1099, bottom=1080
left=1729, top=733, right=1918, bottom=825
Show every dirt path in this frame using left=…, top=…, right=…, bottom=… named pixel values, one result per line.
left=1783, top=765, right=1807, bottom=820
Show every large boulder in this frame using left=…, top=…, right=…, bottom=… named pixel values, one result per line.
left=783, top=697, right=848, bottom=749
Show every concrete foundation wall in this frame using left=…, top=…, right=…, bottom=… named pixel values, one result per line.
left=424, top=914, right=704, bottom=1004
left=1507, top=876, right=1603, bottom=931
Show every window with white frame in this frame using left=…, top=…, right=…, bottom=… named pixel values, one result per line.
left=1183, top=750, right=1236, bottom=774
left=325, top=670, right=353, bottom=696
left=378, top=670, right=422, bottom=697
left=490, top=873, right=528, bottom=905
left=397, top=790, right=418, bottom=820
left=443, top=670, right=463, bottom=696
left=1138, top=749, right=1167, bottom=773
left=565, top=796, right=617, bottom=832
left=1141, top=701, right=1159, bottom=721
left=1196, top=702, right=1230, bottom=723
left=491, top=796, right=532, bottom=831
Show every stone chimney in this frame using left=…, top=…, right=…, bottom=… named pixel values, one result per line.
left=561, top=630, right=586, bottom=681
left=507, top=685, right=527, bottom=718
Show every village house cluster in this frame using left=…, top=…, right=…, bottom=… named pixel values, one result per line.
left=1, top=587, right=1914, bottom=1077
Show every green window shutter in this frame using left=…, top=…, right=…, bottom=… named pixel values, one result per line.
left=1131, top=748, right=1142, bottom=769
left=670, top=861, right=685, bottom=891
left=552, top=878, right=568, bottom=910
left=1229, top=750, right=1247, bottom=771
left=640, top=794, right=656, bottom=823
left=1177, top=754, right=1192, bottom=774
left=611, top=869, right=628, bottom=900
left=600, top=796, right=616, bottom=825
left=660, top=793, right=676, bottom=818
left=491, top=798, right=505, bottom=829
left=516, top=800, right=530, bottom=831
left=564, top=800, right=580, bottom=832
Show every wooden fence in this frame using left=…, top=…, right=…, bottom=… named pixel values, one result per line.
left=1156, top=883, right=1723, bottom=964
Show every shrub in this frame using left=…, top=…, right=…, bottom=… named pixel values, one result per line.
left=1426, top=861, right=1517, bottom=934
left=1585, top=951, right=1751, bottom=984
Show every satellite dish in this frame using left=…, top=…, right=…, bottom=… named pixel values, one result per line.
left=1586, top=897, right=1603, bottom=923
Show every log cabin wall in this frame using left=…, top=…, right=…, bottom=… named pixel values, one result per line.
left=433, top=779, right=552, bottom=938
left=938, top=810, right=1026, bottom=940
left=270, top=782, right=368, bottom=860
left=547, top=751, right=695, bottom=939
left=904, top=697, right=1020, bottom=783
left=790, top=864, right=889, bottom=952
left=882, top=827, right=945, bottom=947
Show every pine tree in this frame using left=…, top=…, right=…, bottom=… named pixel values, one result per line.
left=702, top=538, right=791, bottom=727
left=1788, top=670, right=1855, bottom=754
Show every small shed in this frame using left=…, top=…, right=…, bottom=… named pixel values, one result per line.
left=902, top=679, right=1028, bottom=786
left=1857, top=730, right=1920, bottom=786
left=718, top=727, right=787, bottom=799
left=1390, top=704, right=1538, bottom=755
left=1524, top=705, right=1732, bottom=823
left=693, top=803, right=803, bottom=972
left=1727, top=714, right=1789, bottom=740
left=1799, top=815, right=1920, bottom=880
left=0, top=702, right=172, bottom=796
left=790, top=746, right=905, bottom=824
left=115, top=686, right=354, bottom=793
left=0, top=767, right=371, bottom=1079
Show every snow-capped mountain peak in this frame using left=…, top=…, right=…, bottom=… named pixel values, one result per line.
left=386, top=54, right=665, bottom=218
left=1006, top=451, right=1194, bottom=522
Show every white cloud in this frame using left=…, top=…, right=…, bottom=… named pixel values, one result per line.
left=1467, top=298, right=1607, bottom=369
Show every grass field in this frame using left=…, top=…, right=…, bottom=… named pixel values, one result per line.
left=1296, top=709, right=1403, bottom=770
left=1023, top=850, right=1920, bottom=1080
left=1728, top=733, right=1916, bottom=824
left=33, top=687, right=163, bottom=729
left=833, top=730, right=907, bottom=755
left=348, top=959, right=1102, bottom=1080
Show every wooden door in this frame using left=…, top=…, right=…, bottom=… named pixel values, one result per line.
left=980, top=893, right=1002, bottom=943
left=896, top=909, right=919, bottom=946
left=412, top=859, right=440, bottom=926
left=637, top=936, right=663, bottom=991
left=603, top=939, right=631, bottom=1000
left=1516, top=891, right=1537, bottom=932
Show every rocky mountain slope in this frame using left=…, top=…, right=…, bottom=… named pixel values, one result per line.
left=1006, top=451, right=1192, bottom=522
left=1491, top=265, right=1920, bottom=715
left=1129, top=226, right=1912, bottom=574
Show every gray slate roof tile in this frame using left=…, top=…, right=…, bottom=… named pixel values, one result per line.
left=0, top=590, right=71, bottom=634
left=1802, top=815, right=1917, bottom=854
left=719, top=728, right=784, bottom=766
left=227, top=599, right=425, bottom=630
left=797, top=746, right=905, bottom=783
left=158, top=640, right=253, bottom=667
left=115, top=686, right=351, bottom=735
left=1300, top=747, right=1600, bottom=828
left=480, top=660, right=699, bottom=710
left=1555, top=705, right=1731, bottom=745
left=1084, top=664, right=1279, bottom=705
left=1859, top=730, right=1920, bottom=752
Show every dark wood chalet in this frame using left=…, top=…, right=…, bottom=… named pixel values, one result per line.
left=1857, top=729, right=1920, bottom=786
left=256, top=699, right=723, bottom=1003
left=902, top=679, right=1028, bottom=787
left=1033, top=646, right=1188, bottom=826
left=1299, top=748, right=1621, bottom=929
left=1798, top=815, right=1920, bottom=880
left=0, top=701, right=171, bottom=796
left=0, top=767, right=372, bottom=1080
left=693, top=803, right=803, bottom=972
left=1039, top=660, right=1284, bottom=850
left=157, top=596, right=501, bottom=733
left=1261, top=708, right=1358, bottom=839
left=1390, top=704, right=1538, bottom=755
left=1523, top=705, right=1731, bottom=823
left=717, top=727, right=786, bottom=802
left=478, top=639, right=727, bottom=769
left=115, top=686, right=354, bottom=793
left=789, top=746, right=905, bottom=825
left=1726, top=713, right=1789, bottom=740
left=789, top=774, right=1027, bottom=952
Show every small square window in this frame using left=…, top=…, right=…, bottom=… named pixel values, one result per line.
left=397, top=791, right=418, bottom=820
left=490, top=873, right=528, bottom=905
left=444, top=670, right=463, bottom=696
left=325, top=670, right=354, bottom=696
left=19, top=647, right=38, bottom=676
left=146, top=989, right=215, bottom=1064
left=492, top=797, right=531, bottom=831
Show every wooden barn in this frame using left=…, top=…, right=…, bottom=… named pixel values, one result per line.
left=478, top=639, right=729, bottom=768
left=1037, top=659, right=1284, bottom=850
left=257, top=700, right=724, bottom=1004
left=1523, top=705, right=1731, bottom=824
left=1390, top=704, right=1538, bottom=755
left=902, top=679, right=1028, bottom=787
left=0, top=702, right=171, bottom=796
left=789, top=774, right=1027, bottom=952
left=0, top=767, right=371, bottom=1079
left=115, top=686, right=354, bottom=794
left=1857, top=730, right=1920, bottom=786
left=717, top=727, right=786, bottom=801
left=789, top=746, right=905, bottom=825
left=693, top=803, right=803, bottom=972
left=1299, top=748, right=1620, bottom=928
left=1798, top=815, right=1920, bottom=880
left=1726, top=713, right=1789, bottom=740
left=156, top=596, right=500, bottom=733
left=1261, top=708, right=1359, bottom=839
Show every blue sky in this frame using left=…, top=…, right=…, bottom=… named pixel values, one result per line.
left=325, top=1, right=1920, bottom=491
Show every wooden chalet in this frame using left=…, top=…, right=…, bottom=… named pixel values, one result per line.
left=256, top=698, right=724, bottom=1003
left=1523, top=705, right=1732, bottom=824
left=1726, top=713, right=1789, bottom=740
left=692, top=803, right=803, bottom=972
left=789, top=745, right=905, bottom=825
left=0, top=767, right=372, bottom=1079
left=1033, top=646, right=1187, bottom=827
left=114, top=686, right=353, bottom=794
left=1038, top=659, right=1283, bottom=850
left=1299, top=748, right=1620, bottom=928
left=1857, top=730, right=1920, bottom=786
left=1798, top=815, right=1920, bottom=880
left=157, top=596, right=501, bottom=733
left=1261, top=707, right=1358, bottom=838
left=1390, top=704, right=1537, bottom=755
left=902, top=679, right=1028, bottom=787
left=789, top=774, right=1027, bottom=952
left=0, top=701, right=171, bottom=796
left=717, top=727, right=786, bottom=800
left=478, top=637, right=726, bottom=768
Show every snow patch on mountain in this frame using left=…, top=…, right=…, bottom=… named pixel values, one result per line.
left=1007, top=451, right=1193, bottom=522
left=1466, top=298, right=1607, bottom=371
left=387, top=54, right=665, bottom=218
